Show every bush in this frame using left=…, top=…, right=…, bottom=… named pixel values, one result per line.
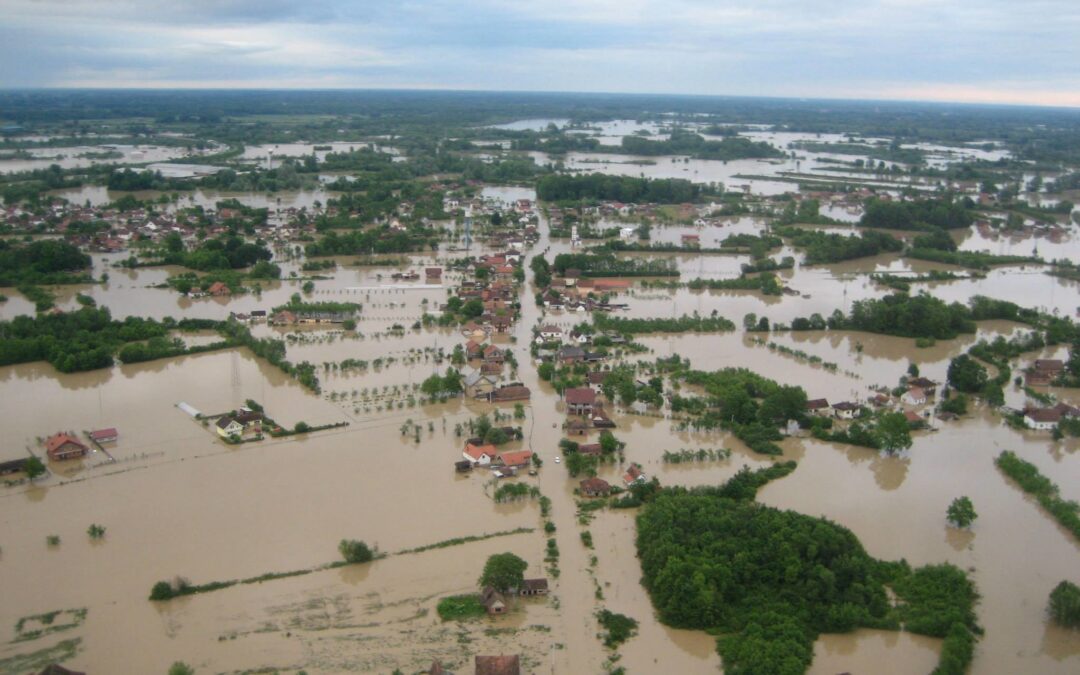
left=338, top=539, right=374, bottom=564
left=1048, top=580, right=1080, bottom=628
left=436, top=594, right=486, bottom=621
left=597, top=609, right=638, bottom=648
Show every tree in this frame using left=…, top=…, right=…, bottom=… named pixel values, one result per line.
left=877, top=412, right=913, bottom=454
left=514, top=403, right=526, bottom=420
left=946, top=497, right=977, bottom=529
left=338, top=539, right=375, bottom=563
left=1048, top=580, right=1080, bottom=628
left=947, top=355, right=988, bottom=393
left=566, top=451, right=598, bottom=477
left=478, top=552, right=528, bottom=593
left=87, top=523, right=107, bottom=539
left=168, top=663, right=195, bottom=675
left=599, top=430, right=620, bottom=454
left=23, top=455, right=45, bottom=481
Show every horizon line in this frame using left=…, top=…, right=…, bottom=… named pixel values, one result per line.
left=2, top=85, right=1079, bottom=114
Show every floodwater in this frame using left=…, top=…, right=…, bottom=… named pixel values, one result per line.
left=2, top=177, right=1080, bottom=674
left=0, top=144, right=206, bottom=175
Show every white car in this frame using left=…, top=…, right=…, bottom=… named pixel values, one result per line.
left=554, top=456, right=561, bottom=464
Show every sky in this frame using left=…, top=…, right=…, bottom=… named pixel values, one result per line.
left=1, top=0, right=1079, bottom=107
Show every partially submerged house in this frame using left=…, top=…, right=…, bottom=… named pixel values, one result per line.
left=44, top=433, right=89, bottom=461
left=480, top=586, right=507, bottom=614
left=565, top=387, right=597, bottom=415
left=463, top=442, right=497, bottom=466
left=474, top=655, right=520, bottom=675
left=623, top=463, right=646, bottom=486
left=520, top=578, right=549, bottom=596
left=580, top=476, right=611, bottom=497
left=832, top=401, right=861, bottom=420
left=88, top=428, right=118, bottom=444
left=1023, top=402, right=1080, bottom=430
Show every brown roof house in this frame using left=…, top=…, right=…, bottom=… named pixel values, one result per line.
left=45, top=433, right=89, bottom=461
left=580, top=477, right=611, bottom=497
left=480, top=586, right=508, bottom=614
left=520, top=578, right=549, bottom=596
left=565, top=387, right=597, bottom=415
left=474, top=655, right=520, bottom=675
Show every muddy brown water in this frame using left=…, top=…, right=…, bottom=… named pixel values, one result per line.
left=1, top=203, right=1079, bottom=673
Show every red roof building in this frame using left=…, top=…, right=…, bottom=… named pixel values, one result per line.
left=45, top=433, right=89, bottom=461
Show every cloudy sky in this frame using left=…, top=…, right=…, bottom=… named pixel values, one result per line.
left=1, top=0, right=1078, bottom=107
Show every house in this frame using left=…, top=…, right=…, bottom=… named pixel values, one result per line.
left=1023, top=403, right=1079, bottom=430
left=425, top=267, right=443, bottom=281
left=902, top=387, right=927, bottom=406
left=558, top=345, right=586, bottom=364
left=907, top=377, right=938, bottom=396
left=234, top=411, right=264, bottom=431
left=580, top=477, right=611, bottom=497
left=536, top=325, right=562, bottom=342
left=208, top=281, right=231, bottom=297
left=44, top=433, right=89, bottom=461
left=455, top=460, right=473, bottom=473
left=474, top=655, right=520, bottom=675
left=586, top=371, right=609, bottom=389
left=520, top=578, right=549, bottom=596
left=568, top=328, right=590, bottom=345
left=681, top=233, right=701, bottom=247
left=623, top=463, right=646, bottom=486
left=565, top=387, right=596, bottom=415
left=465, top=339, right=485, bottom=360
left=832, top=401, right=861, bottom=420
left=0, top=457, right=28, bottom=476
left=480, top=362, right=503, bottom=377
left=464, top=370, right=499, bottom=399
left=491, top=385, right=531, bottom=402
left=480, top=587, right=507, bottom=615
left=271, top=310, right=297, bottom=325
left=578, top=443, right=603, bottom=456
left=904, top=410, right=926, bottom=428
left=88, top=428, right=118, bottom=443
left=566, top=419, right=589, bottom=436
left=463, top=442, right=497, bottom=465
left=215, top=417, right=244, bottom=438
left=805, top=398, right=831, bottom=414
left=483, top=345, right=505, bottom=364
left=250, top=310, right=267, bottom=322
left=1027, top=359, right=1065, bottom=386
left=869, top=393, right=892, bottom=407
left=592, top=410, right=616, bottom=428
left=497, top=450, right=533, bottom=468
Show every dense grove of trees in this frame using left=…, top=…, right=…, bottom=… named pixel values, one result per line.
left=0, top=307, right=170, bottom=372
left=658, top=358, right=807, bottom=455
left=551, top=252, right=678, bottom=277
left=846, top=293, right=975, bottom=340
left=860, top=198, right=974, bottom=231
left=592, top=313, right=736, bottom=334
left=1048, top=581, right=1080, bottom=628
left=619, top=130, right=782, bottom=160
left=305, top=227, right=437, bottom=256
left=536, top=173, right=706, bottom=203
left=777, top=227, right=903, bottom=265
left=636, top=470, right=979, bottom=674
left=0, top=239, right=93, bottom=285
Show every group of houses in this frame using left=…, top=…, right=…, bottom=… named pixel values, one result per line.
left=33, top=427, right=119, bottom=463
left=214, top=409, right=265, bottom=439
left=458, top=441, right=534, bottom=475
left=562, top=387, right=616, bottom=434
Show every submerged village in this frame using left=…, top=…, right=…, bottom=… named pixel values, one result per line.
left=2, top=92, right=1080, bottom=674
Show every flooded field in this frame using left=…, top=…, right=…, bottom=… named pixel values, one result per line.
left=3, top=140, right=1080, bottom=675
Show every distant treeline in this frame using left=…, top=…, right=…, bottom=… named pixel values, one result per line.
left=537, top=173, right=709, bottom=204
left=0, top=239, right=93, bottom=286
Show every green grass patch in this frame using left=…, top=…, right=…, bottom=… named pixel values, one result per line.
left=437, top=594, right=486, bottom=621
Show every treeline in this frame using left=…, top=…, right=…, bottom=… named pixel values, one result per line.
left=619, top=130, right=783, bottom=160
left=131, top=233, right=273, bottom=272
left=0, top=239, right=93, bottom=286
left=860, top=197, right=974, bottom=231
left=305, top=228, right=437, bottom=257
left=536, top=173, right=705, bottom=204
left=995, top=450, right=1080, bottom=543
left=642, top=274, right=782, bottom=296
left=0, top=307, right=170, bottom=372
left=551, top=252, right=678, bottom=277
left=659, top=358, right=808, bottom=455
left=117, top=336, right=233, bottom=364
left=636, top=478, right=979, bottom=674
left=847, top=293, right=975, bottom=340
left=592, top=314, right=735, bottom=335
left=776, top=226, right=903, bottom=265
left=905, top=248, right=1041, bottom=270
